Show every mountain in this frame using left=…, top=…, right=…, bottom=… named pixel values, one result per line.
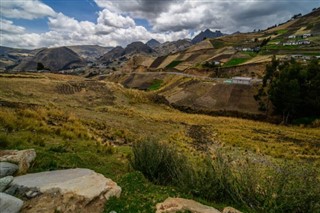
left=67, top=45, right=112, bottom=61
left=146, top=39, right=161, bottom=48
left=192, top=29, right=224, bottom=44
left=99, top=46, right=125, bottom=64
left=154, top=39, right=193, bottom=56
left=146, top=9, right=320, bottom=74
left=123, top=41, right=154, bottom=55
left=12, top=47, right=84, bottom=71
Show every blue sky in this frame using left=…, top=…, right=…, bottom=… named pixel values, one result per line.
left=1, top=0, right=319, bottom=49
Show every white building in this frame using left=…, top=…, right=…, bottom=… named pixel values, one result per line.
left=232, top=77, right=252, bottom=85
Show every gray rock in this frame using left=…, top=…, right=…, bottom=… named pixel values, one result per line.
left=10, top=168, right=121, bottom=212
left=4, top=185, right=18, bottom=196
left=0, top=192, right=24, bottom=213
left=0, top=176, right=13, bottom=192
left=0, top=162, right=19, bottom=177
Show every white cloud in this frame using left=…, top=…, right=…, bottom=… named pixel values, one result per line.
left=1, top=0, right=56, bottom=20
left=97, top=9, right=135, bottom=28
left=0, top=19, right=26, bottom=34
left=1, top=0, right=318, bottom=49
left=93, top=0, right=319, bottom=33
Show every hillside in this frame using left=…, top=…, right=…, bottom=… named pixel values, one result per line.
left=0, top=73, right=319, bottom=212
left=126, top=9, right=319, bottom=77
left=106, top=72, right=262, bottom=117
left=67, top=45, right=112, bottom=61
left=11, top=47, right=85, bottom=71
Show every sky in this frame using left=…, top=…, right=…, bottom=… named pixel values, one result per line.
left=0, top=0, right=319, bottom=49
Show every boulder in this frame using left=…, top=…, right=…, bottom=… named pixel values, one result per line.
left=9, top=168, right=121, bottom=213
left=0, top=192, right=24, bottom=213
left=0, top=176, right=13, bottom=192
left=156, top=197, right=221, bottom=213
left=0, top=162, right=19, bottom=177
left=222, top=207, right=242, bottom=213
left=0, top=149, right=36, bottom=174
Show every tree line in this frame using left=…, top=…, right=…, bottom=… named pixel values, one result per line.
left=255, top=56, right=320, bottom=124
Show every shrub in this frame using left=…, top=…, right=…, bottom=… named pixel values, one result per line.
left=0, top=134, right=9, bottom=148
left=130, top=139, right=192, bottom=186
left=130, top=140, right=320, bottom=212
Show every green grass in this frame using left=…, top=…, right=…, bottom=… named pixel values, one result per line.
left=165, top=60, right=182, bottom=69
left=209, top=40, right=225, bottom=49
left=223, top=58, right=249, bottom=67
left=276, top=29, right=288, bottom=35
left=265, top=44, right=301, bottom=50
left=129, top=140, right=320, bottom=212
left=147, top=79, right=163, bottom=91
left=243, top=52, right=258, bottom=57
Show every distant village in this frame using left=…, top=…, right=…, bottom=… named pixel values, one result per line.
left=282, top=33, right=312, bottom=46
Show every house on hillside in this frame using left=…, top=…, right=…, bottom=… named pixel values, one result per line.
left=303, top=33, right=312, bottom=38
left=232, top=77, right=252, bottom=85
left=288, top=35, right=296, bottom=39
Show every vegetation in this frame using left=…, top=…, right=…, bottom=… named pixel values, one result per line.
left=223, top=58, right=249, bottom=67
left=147, top=79, right=163, bottom=91
left=256, top=57, right=320, bottom=124
left=1, top=73, right=320, bottom=212
left=165, top=60, right=182, bottom=68
left=130, top=140, right=320, bottom=212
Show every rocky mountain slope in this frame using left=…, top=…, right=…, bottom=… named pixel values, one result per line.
left=192, top=29, right=224, bottom=44
left=146, top=39, right=161, bottom=48
left=67, top=45, right=112, bottom=61
left=12, top=47, right=85, bottom=71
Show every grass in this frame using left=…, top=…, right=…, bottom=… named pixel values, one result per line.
left=223, top=58, right=249, bottom=67
left=209, top=40, right=225, bottom=49
left=147, top=79, right=163, bottom=91
left=276, top=29, right=288, bottom=35
left=130, top=140, right=320, bottom=212
left=165, top=60, right=182, bottom=69
left=0, top=73, right=319, bottom=212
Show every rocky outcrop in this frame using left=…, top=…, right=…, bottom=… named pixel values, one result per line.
left=0, top=192, right=24, bottom=213
left=192, top=29, right=224, bottom=44
left=0, top=149, right=36, bottom=174
left=0, top=162, right=18, bottom=177
left=156, top=197, right=221, bottom=213
left=8, top=168, right=121, bottom=213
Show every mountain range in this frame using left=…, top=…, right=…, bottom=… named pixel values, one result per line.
left=1, top=7, right=320, bottom=73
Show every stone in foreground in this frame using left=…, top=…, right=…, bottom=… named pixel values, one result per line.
left=0, top=192, right=24, bottom=213
left=9, top=168, right=121, bottom=213
left=0, top=162, right=19, bottom=177
left=0, top=176, right=13, bottom=192
left=156, top=197, right=221, bottom=213
left=222, top=207, right=242, bottom=213
left=0, top=149, right=36, bottom=174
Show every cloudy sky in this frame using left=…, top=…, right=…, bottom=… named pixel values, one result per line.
left=1, top=0, right=318, bottom=49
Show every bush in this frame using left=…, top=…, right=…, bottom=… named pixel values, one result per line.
left=131, top=140, right=320, bottom=212
left=0, top=134, right=9, bottom=148
left=130, top=139, right=192, bottom=186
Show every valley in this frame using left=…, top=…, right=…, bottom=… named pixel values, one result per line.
left=1, top=6, right=320, bottom=213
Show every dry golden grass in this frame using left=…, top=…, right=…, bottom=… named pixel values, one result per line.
left=0, top=73, right=319, bottom=165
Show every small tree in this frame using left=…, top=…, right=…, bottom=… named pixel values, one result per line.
left=37, top=62, right=45, bottom=70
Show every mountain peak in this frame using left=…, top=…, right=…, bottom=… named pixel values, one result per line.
left=146, top=39, right=161, bottom=48
left=192, top=29, right=224, bottom=44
